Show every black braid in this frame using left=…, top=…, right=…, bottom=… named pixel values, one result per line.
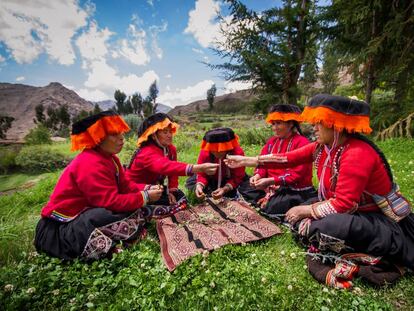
left=350, top=133, right=394, bottom=183
left=293, top=121, right=303, bottom=136
left=128, top=148, right=141, bottom=169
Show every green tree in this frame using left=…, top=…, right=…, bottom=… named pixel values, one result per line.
left=0, top=115, right=14, bottom=139
left=148, top=81, right=159, bottom=114
left=320, top=43, right=339, bottom=94
left=207, top=84, right=217, bottom=111
left=93, top=103, right=102, bottom=114
left=24, top=124, right=52, bottom=145
left=131, top=93, right=143, bottom=118
left=212, top=0, right=320, bottom=107
left=114, top=90, right=127, bottom=114
left=34, top=104, right=45, bottom=124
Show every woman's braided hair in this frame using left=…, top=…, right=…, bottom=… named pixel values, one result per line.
left=350, top=133, right=394, bottom=183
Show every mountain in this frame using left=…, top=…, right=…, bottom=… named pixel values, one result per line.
left=169, top=89, right=257, bottom=116
left=156, top=103, right=172, bottom=113
left=94, top=100, right=115, bottom=111
left=0, top=82, right=93, bottom=141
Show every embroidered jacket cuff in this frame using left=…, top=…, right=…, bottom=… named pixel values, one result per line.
left=141, top=191, right=149, bottom=206
left=311, top=200, right=337, bottom=219
left=185, top=164, right=194, bottom=176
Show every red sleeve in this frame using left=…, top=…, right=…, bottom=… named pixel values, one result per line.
left=329, top=144, right=376, bottom=213
left=76, top=159, right=146, bottom=213
left=226, top=147, right=246, bottom=189
left=113, top=156, right=147, bottom=193
left=254, top=141, right=271, bottom=178
left=168, top=145, right=179, bottom=190
left=273, top=136, right=312, bottom=187
left=196, top=150, right=210, bottom=186
left=258, top=142, right=316, bottom=169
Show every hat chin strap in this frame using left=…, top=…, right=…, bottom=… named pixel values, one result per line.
left=318, top=130, right=340, bottom=201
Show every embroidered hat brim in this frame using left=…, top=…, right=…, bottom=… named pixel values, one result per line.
left=265, top=104, right=303, bottom=124
left=136, top=113, right=179, bottom=147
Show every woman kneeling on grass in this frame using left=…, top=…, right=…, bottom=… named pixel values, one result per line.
left=35, top=111, right=163, bottom=260
left=225, top=94, right=414, bottom=288
left=186, top=127, right=263, bottom=202
left=251, top=104, right=316, bottom=219
left=126, top=113, right=218, bottom=212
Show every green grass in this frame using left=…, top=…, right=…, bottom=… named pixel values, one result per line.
left=0, top=138, right=413, bottom=310
left=0, top=173, right=54, bottom=192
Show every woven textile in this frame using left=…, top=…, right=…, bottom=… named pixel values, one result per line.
left=157, top=199, right=281, bottom=271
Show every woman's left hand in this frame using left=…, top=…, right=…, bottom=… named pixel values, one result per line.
left=285, top=205, right=312, bottom=224
left=211, top=188, right=226, bottom=200
left=168, top=192, right=177, bottom=205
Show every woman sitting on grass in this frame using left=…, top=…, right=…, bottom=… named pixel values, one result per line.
left=126, top=113, right=218, bottom=211
left=225, top=94, right=414, bottom=288
left=186, top=127, right=263, bottom=202
left=250, top=104, right=316, bottom=219
left=35, top=111, right=163, bottom=260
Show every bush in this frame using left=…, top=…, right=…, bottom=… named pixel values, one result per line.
left=24, top=124, right=52, bottom=145
left=0, top=146, right=20, bottom=174
left=237, top=127, right=273, bottom=146
left=15, top=146, right=69, bottom=173
left=123, top=114, right=142, bottom=137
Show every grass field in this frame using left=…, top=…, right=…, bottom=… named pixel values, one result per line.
left=0, top=128, right=413, bottom=310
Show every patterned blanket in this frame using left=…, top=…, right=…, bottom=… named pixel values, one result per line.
left=156, top=199, right=281, bottom=271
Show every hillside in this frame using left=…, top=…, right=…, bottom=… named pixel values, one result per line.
left=169, top=89, right=257, bottom=116
left=0, top=82, right=93, bottom=141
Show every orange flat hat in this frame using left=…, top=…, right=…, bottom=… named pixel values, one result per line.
left=200, top=127, right=240, bottom=152
left=265, top=104, right=303, bottom=124
left=136, top=113, right=179, bottom=147
left=70, top=111, right=130, bottom=151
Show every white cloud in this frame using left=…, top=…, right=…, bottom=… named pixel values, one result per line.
left=0, top=0, right=89, bottom=64
left=147, top=0, right=154, bottom=7
left=149, top=22, right=167, bottom=59
left=76, top=22, right=113, bottom=66
left=165, top=74, right=172, bottom=79
left=158, top=79, right=214, bottom=107
left=223, top=80, right=252, bottom=93
left=76, top=88, right=109, bottom=102
left=184, top=0, right=227, bottom=48
left=114, top=22, right=150, bottom=66
left=15, top=76, right=25, bottom=82
left=192, top=48, right=204, bottom=54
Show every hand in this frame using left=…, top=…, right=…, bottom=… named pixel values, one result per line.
left=168, top=192, right=177, bottom=205
left=285, top=205, right=312, bottom=224
left=195, top=184, right=206, bottom=199
left=147, top=189, right=163, bottom=202
left=211, top=187, right=226, bottom=200
left=253, top=177, right=275, bottom=190
left=224, top=155, right=258, bottom=168
left=193, top=163, right=219, bottom=175
left=149, top=184, right=163, bottom=191
left=249, top=174, right=261, bottom=187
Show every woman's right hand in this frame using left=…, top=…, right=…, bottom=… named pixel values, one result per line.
left=195, top=183, right=205, bottom=199
left=193, top=163, right=219, bottom=175
left=147, top=189, right=163, bottom=202
left=249, top=174, right=261, bottom=187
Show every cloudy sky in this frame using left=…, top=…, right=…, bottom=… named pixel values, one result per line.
left=0, top=0, right=280, bottom=107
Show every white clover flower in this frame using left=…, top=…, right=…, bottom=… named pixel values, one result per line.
left=202, top=250, right=209, bottom=257
left=216, top=272, right=220, bottom=276
left=261, top=277, right=267, bottom=283
left=140, top=263, right=145, bottom=268
left=201, top=260, right=207, bottom=267
left=26, top=287, right=36, bottom=294
left=290, top=252, right=297, bottom=259
left=251, top=253, right=256, bottom=257
left=213, top=307, right=219, bottom=311
left=287, top=284, right=293, bottom=291
left=4, top=284, right=14, bottom=292
left=323, top=287, right=329, bottom=293
left=52, top=289, right=60, bottom=296
left=280, top=250, right=286, bottom=256
left=292, top=277, right=297, bottom=282
left=303, top=264, right=308, bottom=270
left=241, top=242, right=247, bottom=246
left=88, top=293, right=95, bottom=300
left=326, top=298, right=332, bottom=304
left=353, top=287, right=362, bottom=295
left=70, top=298, right=76, bottom=304
left=210, top=281, right=216, bottom=288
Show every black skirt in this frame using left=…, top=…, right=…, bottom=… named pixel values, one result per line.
left=261, top=186, right=317, bottom=220
left=34, top=208, right=147, bottom=260
left=301, top=212, right=414, bottom=270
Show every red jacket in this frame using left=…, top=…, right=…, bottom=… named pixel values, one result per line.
left=255, top=133, right=313, bottom=189
left=196, top=146, right=246, bottom=189
left=41, top=149, right=147, bottom=222
left=258, top=138, right=392, bottom=215
left=126, top=142, right=192, bottom=191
